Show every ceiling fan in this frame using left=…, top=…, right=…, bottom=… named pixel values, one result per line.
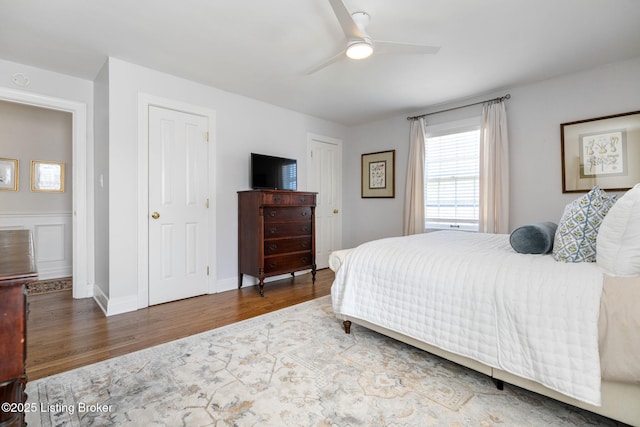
left=307, top=0, right=441, bottom=74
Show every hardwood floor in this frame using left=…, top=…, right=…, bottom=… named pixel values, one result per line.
left=26, top=269, right=334, bottom=381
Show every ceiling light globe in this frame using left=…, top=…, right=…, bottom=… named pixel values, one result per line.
left=346, top=41, right=373, bottom=60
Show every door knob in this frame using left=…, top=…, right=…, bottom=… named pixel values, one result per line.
left=151, top=212, right=160, bottom=219
left=333, top=209, right=339, bottom=214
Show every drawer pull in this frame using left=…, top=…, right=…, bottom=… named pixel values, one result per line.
left=274, top=196, right=282, bottom=203
left=268, top=244, right=278, bottom=252
left=300, top=211, right=308, bottom=217
left=269, top=210, right=277, bottom=217
left=299, top=197, right=307, bottom=203
left=301, top=257, right=309, bottom=263
left=269, top=262, right=277, bottom=269
left=300, top=241, right=308, bottom=248
left=269, top=227, right=277, bottom=234
left=301, top=226, right=309, bottom=232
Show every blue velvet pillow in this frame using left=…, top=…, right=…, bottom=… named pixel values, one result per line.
left=509, top=222, right=558, bottom=254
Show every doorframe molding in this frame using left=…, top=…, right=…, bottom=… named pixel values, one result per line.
left=0, top=87, right=92, bottom=299
left=137, top=93, right=217, bottom=308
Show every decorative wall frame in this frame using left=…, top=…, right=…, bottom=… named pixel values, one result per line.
left=361, top=150, right=395, bottom=198
left=31, top=160, right=65, bottom=192
left=561, top=110, right=640, bottom=193
left=0, top=158, right=18, bottom=191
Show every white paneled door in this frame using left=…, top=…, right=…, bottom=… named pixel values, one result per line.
left=148, top=106, right=209, bottom=305
left=308, top=134, right=342, bottom=269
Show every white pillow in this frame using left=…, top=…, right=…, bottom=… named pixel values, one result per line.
left=596, top=183, right=640, bottom=276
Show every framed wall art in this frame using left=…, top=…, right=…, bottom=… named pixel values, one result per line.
left=0, top=158, right=18, bottom=191
left=361, top=150, right=395, bottom=198
left=561, top=110, right=640, bottom=193
left=31, top=160, right=65, bottom=192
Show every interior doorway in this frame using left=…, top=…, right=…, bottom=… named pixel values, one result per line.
left=0, top=88, right=90, bottom=299
left=307, top=133, right=343, bottom=269
left=0, top=101, right=72, bottom=281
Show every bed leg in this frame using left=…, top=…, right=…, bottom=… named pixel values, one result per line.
left=493, top=378, right=504, bottom=390
left=343, top=320, right=351, bottom=334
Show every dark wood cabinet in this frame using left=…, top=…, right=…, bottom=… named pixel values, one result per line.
left=238, top=190, right=316, bottom=296
left=0, top=230, right=37, bottom=427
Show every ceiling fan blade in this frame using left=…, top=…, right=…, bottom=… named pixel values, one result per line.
left=328, top=0, right=364, bottom=40
left=305, top=50, right=346, bottom=75
left=375, top=41, right=440, bottom=55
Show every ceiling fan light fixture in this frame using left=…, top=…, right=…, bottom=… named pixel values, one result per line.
left=346, top=40, right=373, bottom=59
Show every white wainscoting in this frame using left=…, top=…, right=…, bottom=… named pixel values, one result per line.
left=0, top=212, right=73, bottom=280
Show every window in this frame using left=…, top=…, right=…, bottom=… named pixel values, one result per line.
left=424, top=119, right=480, bottom=232
left=281, top=162, right=297, bottom=190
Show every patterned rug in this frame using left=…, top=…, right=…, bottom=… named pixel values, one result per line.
left=27, top=277, right=72, bottom=295
left=25, top=296, right=624, bottom=426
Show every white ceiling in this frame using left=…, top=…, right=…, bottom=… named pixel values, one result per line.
left=2, top=0, right=640, bottom=125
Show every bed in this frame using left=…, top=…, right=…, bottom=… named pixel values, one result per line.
left=329, top=187, right=640, bottom=426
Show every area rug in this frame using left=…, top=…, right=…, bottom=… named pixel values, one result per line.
left=27, top=277, right=72, bottom=295
left=25, top=296, right=623, bottom=426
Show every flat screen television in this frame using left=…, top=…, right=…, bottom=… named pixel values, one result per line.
left=250, top=153, right=297, bottom=190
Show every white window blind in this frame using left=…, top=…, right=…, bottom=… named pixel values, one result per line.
left=424, top=127, right=480, bottom=231
left=281, top=163, right=297, bottom=190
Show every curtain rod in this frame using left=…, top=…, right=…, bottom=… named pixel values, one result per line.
left=406, top=94, right=511, bottom=121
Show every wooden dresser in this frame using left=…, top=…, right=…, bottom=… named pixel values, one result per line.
left=238, top=190, right=316, bottom=296
left=0, top=230, right=37, bottom=427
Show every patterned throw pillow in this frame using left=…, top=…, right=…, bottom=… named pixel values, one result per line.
left=552, top=186, right=617, bottom=263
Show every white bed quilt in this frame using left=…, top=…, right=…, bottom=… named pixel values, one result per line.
left=331, top=231, right=604, bottom=405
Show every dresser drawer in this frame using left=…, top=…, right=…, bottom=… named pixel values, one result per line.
left=264, top=222, right=312, bottom=238
left=263, top=207, right=312, bottom=222
left=262, top=192, right=292, bottom=205
left=290, top=193, right=315, bottom=205
left=264, top=252, right=313, bottom=273
left=261, top=192, right=315, bottom=206
left=264, top=237, right=311, bottom=255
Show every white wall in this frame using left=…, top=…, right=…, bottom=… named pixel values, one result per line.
left=103, top=58, right=347, bottom=313
left=508, top=57, right=640, bottom=226
left=93, top=61, right=110, bottom=298
left=343, top=116, right=408, bottom=246
left=343, top=56, right=640, bottom=248
left=0, top=100, right=72, bottom=211
left=0, top=59, right=94, bottom=105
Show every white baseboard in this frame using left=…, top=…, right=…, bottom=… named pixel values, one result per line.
left=215, top=277, right=239, bottom=293
left=216, top=270, right=313, bottom=294
left=94, top=271, right=316, bottom=317
left=93, top=285, right=108, bottom=315
left=93, top=284, right=139, bottom=316
left=37, top=266, right=72, bottom=281
left=107, top=295, right=139, bottom=316
left=74, top=280, right=94, bottom=299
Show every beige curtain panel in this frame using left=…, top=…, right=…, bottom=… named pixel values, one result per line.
left=403, top=117, right=426, bottom=235
left=479, top=100, right=510, bottom=233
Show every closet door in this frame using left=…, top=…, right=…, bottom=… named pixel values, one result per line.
left=148, top=106, right=209, bottom=305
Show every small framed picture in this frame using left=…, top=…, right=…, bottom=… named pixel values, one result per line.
left=0, top=158, right=19, bottom=191
left=31, top=160, right=65, bottom=192
left=561, top=110, right=640, bottom=193
left=361, top=150, right=395, bottom=198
